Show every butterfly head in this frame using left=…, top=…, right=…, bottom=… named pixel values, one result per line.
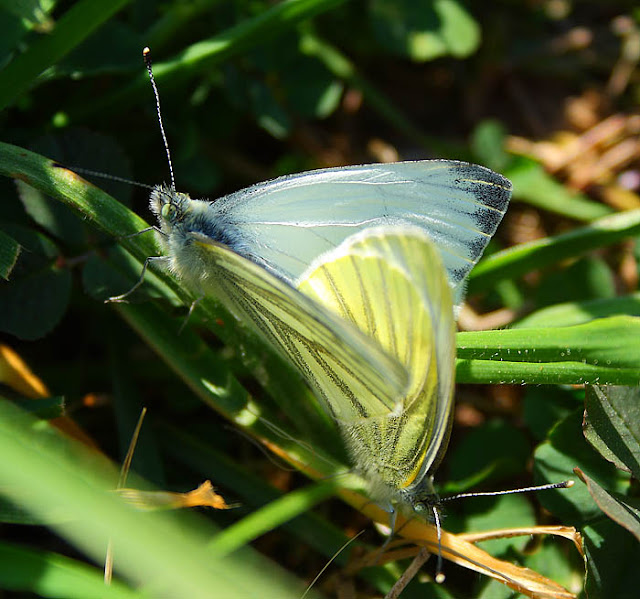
left=410, top=493, right=441, bottom=518
left=150, top=184, right=192, bottom=232
left=392, top=472, right=442, bottom=521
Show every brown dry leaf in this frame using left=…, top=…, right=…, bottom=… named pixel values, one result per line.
left=459, top=525, right=583, bottom=555
left=506, top=89, right=640, bottom=201
left=117, top=480, right=234, bottom=511
left=338, top=488, right=580, bottom=599
left=457, top=304, right=518, bottom=331
left=0, top=344, right=50, bottom=397
left=600, top=185, right=640, bottom=211
left=260, top=422, right=580, bottom=597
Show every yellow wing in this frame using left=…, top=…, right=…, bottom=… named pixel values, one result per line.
left=297, top=226, right=455, bottom=496
left=185, top=232, right=409, bottom=422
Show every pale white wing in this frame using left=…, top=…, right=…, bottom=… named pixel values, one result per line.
left=206, top=160, right=511, bottom=301
left=298, top=226, right=455, bottom=493
left=184, top=233, right=409, bottom=422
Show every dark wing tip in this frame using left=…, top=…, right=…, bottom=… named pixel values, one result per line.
left=448, top=163, right=513, bottom=212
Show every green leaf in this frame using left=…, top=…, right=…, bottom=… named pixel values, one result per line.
left=0, top=264, right=71, bottom=339
left=0, top=225, right=71, bottom=340
left=522, top=540, right=579, bottom=598
left=534, top=409, right=630, bottom=524
left=476, top=578, right=515, bottom=599
left=470, top=120, right=511, bottom=172
left=369, top=0, right=480, bottom=61
left=251, top=79, right=292, bottom=138
left=447, top=419, right=530, bottom=484
left=523, top=386, right=581, bottom=441
left=535, top=256, right=616, bottom=309
left=280, top=54, right=343, bottom=119
left=584, top=518, right=640, bottom=599
left=576, top=468, right=640, bottom=542
left=447, top=494, right=535, bottom=556
left=0, top=228, right=21, bottom=280
left=584, top=385, right=640, bottom=479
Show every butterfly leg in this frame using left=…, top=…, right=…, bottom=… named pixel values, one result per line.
left=178, top=293, right=205, bottom=334
left=106, top=255, right=170, bottom=303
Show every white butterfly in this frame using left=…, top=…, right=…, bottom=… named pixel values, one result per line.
left=145, top=160, right=511, bottom=516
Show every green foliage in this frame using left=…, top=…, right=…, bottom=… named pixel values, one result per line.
left=1, top=1, right=639, bottom=598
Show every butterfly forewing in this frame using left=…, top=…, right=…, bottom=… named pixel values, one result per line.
left=297, top=226, right=455, bottom=493
left=212, top=161, right=511, bottom=302
left=187, top=234, right=409, bottom=422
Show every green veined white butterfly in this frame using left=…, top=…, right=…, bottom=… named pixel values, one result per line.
left=57, top=51, right=510, bottom=520
left=148, top=163, right=509, bottom=511
left=154, top=196, right=459, bottom=504
left=127, top=49, right=513, bottom=522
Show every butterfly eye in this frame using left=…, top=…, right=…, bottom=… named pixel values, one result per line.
left=413, top=502, right=428, bottom=514
left=161, top=203, right=177, bottom=222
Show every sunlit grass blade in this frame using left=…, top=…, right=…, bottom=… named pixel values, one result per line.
left=468, top=209, right=640, bottom=294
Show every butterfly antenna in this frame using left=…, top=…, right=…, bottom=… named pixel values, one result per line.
left=52, top=164, right=154, bottom=190
left=439, top=480, right=574, bottom=504
left=431, top=505, right=445, bottom=584
left=143, top=47, right=176, bottom=191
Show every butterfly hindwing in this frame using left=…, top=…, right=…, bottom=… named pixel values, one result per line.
left=186, top=233, right=409, bottom=422
left=298, top=226, right=455, bottom=495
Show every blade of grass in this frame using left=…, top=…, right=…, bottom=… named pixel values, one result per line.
left=513, top=293, right=640, bottom=328
left=468, top=209, right=640, bottom=294
left=69, top=0, right=347, bottom=121
left=0, top=541, right=140, bottom=599
left=0, top=398, right=324, bottom=599
left=456, top=316, right=640, bottom=385
left=506, top=160, right=613, bottom=222
left=209, top=480, right=341, bottom=557
left=456, top=359, right=640, bottom=385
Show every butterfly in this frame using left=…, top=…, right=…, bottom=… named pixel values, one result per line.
left=113, top=45, right=513, bottom=529
left=144, top=160, right=512, bottom=520
left=150, top=160, right=511, bottom=307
